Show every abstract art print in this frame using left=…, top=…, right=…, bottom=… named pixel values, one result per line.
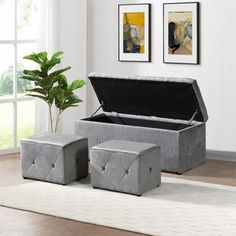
left=118, top=4, right=151, bottom=62
left=163, top=2, right=199, bottom=64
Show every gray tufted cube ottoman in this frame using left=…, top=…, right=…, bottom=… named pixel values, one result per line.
left=90, top=140, right=161, bottom=196
left=21, top=133, right=88, bottom=185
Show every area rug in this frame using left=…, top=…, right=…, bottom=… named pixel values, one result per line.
left=0, top=176, right=236, bottom=236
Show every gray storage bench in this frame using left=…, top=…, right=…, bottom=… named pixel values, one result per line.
left=21, top=133, right=88, bottom=185
left=90, top=140, right=161, bottom=196
left=75, top=72, right=208, bottom=174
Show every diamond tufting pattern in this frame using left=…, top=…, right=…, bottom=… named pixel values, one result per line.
left=21, top=133, right=89, bottom=185
left=90, top=140, right=161, bottom=195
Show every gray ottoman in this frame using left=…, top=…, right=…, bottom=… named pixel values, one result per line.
left=90, top=140, right=161, bottom=196
left=21, top=133, right=88, bottom=185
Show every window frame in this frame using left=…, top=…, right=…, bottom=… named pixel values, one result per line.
left=0, top=0, right=37, bottom=155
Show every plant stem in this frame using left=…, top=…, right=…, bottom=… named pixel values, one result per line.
left=48, top=104, right=54, bottom=133
left=54, top=110, right=62, bottom=133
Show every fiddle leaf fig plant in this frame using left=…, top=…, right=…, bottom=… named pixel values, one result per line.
left=21, top=51, right=85, bottom=133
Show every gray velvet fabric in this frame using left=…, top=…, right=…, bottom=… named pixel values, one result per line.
left=89, top=72, right=194, bottom=84
left=75, top=117, right=206, bottom=174
left=21, top=133, right=88, bottom=185
left=93, top=140, right=158, bottom=155
left=22, top=132, right=83, bottom=146
left=90, top=140, right=161, bottom=196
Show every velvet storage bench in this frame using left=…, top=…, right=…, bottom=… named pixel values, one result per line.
left=75, top=72, right=208, bottom=174
left=90, top=140, right=161, bottom=196
left=21, top=133, right=88, bottom=185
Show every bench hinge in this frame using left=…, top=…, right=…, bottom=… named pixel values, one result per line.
left=188, top=109, right=198, bottom=126
left=90, top=101, right=104, bottom=119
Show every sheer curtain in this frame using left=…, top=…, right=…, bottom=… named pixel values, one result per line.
left=35, top=0, right=59, bottom=134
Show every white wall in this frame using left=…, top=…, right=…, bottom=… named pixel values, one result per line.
left=56, top=0, right=236, bottom=152
left=54, top=0, right=87, bottom=134
left=86, top=0, right=236, bottom=152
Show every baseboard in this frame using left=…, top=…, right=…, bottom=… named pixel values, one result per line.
left=206, top=150, right=236, bottom=162
left=0, top=148, right=20, bottom=156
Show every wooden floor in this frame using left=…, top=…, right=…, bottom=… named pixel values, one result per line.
left=0, top=154, right=236, bottom=236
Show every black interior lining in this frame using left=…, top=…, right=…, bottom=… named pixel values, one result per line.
left=85, top=114, right=192, bottom=131
left=89, top=77, right=204, bottom=122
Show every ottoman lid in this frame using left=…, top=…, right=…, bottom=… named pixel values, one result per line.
left=88, top=72, right=208, bottom=122
left=91, top=140, right=158, bottom=155
left=22, top=133, right=86, bottom=147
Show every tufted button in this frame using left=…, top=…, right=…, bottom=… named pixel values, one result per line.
left=126, top=170, right=129, bottom=174
left=168, top=149, right=172, bottom=154
left=150, top=167, right=152, bottom=172
left=52, top=164, right=55, bottom=168
left=32, top=160, right=35, bottom=164
left=102, top=166, right=105, bottom=171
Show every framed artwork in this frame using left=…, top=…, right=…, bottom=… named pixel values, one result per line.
left=118, top=4, right=151, bottom=62
left=163, top=2, right=199, bottom=64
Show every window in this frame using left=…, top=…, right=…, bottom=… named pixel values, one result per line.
left=0, top=0, right=40, bottom=154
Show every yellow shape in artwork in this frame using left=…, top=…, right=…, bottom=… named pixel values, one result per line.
left=140, top=44, right=144, bottom=53
left=124, top=12, right=144, bottom=27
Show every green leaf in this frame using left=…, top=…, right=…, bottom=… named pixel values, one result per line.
left=21, top=75, right=41, bottom=82
left=38, top=51, right=48, bottom=63
left=65, top=94, right=80, bottom=102
left=23, top=54, right=42, bottom=64
left=51, top=51, right=64, bottom=60
left=39, top=77, right=56, bottom=90
left=23, top=52, right=48, bottom=64
left=49, top=58, right=61, bottom=66
left=61, top=96, right=82, bottom=111
left=49, top=66, right=71, bottom=77
left=23, top=69, right=42, bottom=77
left=68, top=80, right=85, bottom=91
left=27, top=88, right=47, bottom=96
left=57, top=74, right=68, bottom=89
left=40, top=64, right=49, bottom=76
left=64, top=94, right=82, bottom=105
left=25, top=94, right=48, bottom=102
left=30, top=77, right=55, bottom=91
left=45, top=58, right=61, bottom=71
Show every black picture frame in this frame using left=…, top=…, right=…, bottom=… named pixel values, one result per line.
left=163, top=2, right=200, bottom=64
left=118, top=3, right=151, bottom=62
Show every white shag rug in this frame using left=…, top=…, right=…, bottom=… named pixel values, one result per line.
left=0, top=176, right=236, bottom=236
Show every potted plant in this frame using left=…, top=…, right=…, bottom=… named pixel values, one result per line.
left=21, top=51, right=85, bottom=132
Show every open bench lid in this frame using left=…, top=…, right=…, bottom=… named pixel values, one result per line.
left=89, top=72, right=208, bottom=122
